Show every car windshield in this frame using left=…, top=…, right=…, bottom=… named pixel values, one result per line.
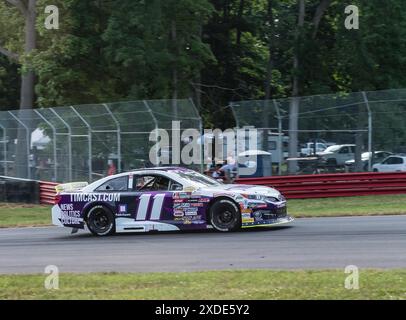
left=173, top=170, right=222, bottom=187
left=324, top=145, right=341, bottom=152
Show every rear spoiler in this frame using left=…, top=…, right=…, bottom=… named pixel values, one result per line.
left=55, top=182, right=89, bottom=193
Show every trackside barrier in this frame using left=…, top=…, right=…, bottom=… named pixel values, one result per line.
left=0, top=175, right=40, bottom=203
left=38, top=172, right=406, bottom=203
left=39, top=181, right=58, bottom=205
left=235, top=172, right=406, bottom=199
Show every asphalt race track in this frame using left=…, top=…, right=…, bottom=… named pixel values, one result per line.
left=1, top=215, right=406, bottom=274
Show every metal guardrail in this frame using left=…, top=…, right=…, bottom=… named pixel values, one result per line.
left=38, top=172, right=406, bottom=204
left=235, top=172, right=406, bottom=199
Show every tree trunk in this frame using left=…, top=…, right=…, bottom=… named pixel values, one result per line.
left=312, top=0, right=331, bottom=39
left=264, top=0, right=275, bottom=102
left=354, top=104, right=364, bottom=172
left=262, top=0, right=275, bottom=153
left=288, top=0, right=305, bottom=175
left=171, top=20, right=178, bottom=120
left=16, top=0, right=37, bottom=178
left=236, top=0, right=245, bottom=47
left=194, top=25, right=203, bottom=111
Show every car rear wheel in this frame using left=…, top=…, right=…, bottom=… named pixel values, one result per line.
left=86, top=205, right=115, bottom=236
left=209, top=199, right=241, bottom=232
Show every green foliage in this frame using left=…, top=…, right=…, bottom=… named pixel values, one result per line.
left=0, top=0, right=406, bottom=130
left=0, top=55, right=19, bottom=110
left=102, top=0, right=215, bottom=99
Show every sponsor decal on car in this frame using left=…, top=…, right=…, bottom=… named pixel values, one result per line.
left=253, top=211, right=263, bottom=221
left=183, top=218, right=192, bottom=225
left=184, top=211, right=198, bottom=216
left=174, top=203, right=191, bottom=209
left=60, top=215, right=82, bottom=225
left=173, top=199, right=185, bottom=203
left=116, top=204, right=131, bottom=217
left=119, top=204, right=127, bottom=214
left=191, top=220, right=205, bottom=224
left=174, top=210, right=184, bottom=217
left=59, top=204, right=82, bottom=225
left=128, top=174, right=134, bottom=189
left=190, top=196, right=210, bottom=202
left=190, top=202, right=204, bottom=207
left=70, top=193, right=120, bottom=202
left=248, top=203, right=268, bottom=209
left=173, top=192, right=191, bottom=199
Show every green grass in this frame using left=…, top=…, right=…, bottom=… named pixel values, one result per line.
left=1, top=269, right=405, bottom=299
left=0, top=203, right=51, bottom=228
left=1, top=194, right=406, bottom=228
left=288, top=194, right=406, bottom=218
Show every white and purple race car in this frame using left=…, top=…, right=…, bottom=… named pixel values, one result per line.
left=52, top=167, right=293, bottom=236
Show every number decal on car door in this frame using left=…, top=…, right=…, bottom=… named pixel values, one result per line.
left=135, top=194, right=166, bottom=221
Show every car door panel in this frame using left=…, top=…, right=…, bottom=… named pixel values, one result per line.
left=131, top=174, right=176, bottom=223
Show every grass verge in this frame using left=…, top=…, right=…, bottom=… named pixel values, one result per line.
left=0, top=203, right=51, bottom=228
left=1, top=269, right=405, bottom=299
left=1, top=194, right=406, bottom=228
left=288, top=194, right=406, bottom=218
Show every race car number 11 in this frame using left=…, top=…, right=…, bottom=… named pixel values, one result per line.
left=135, top=193, right=166, bottom=221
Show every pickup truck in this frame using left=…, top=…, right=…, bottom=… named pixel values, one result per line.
left=317, top=144, right=355, bottom=167
left=317, top=144, right=356, bottom=167
left=300, top=142, right=327, bottom=156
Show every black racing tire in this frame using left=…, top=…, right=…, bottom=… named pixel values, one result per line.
left=86, top=205, right=115, bottom=236
left=373, top=168, right=379, bottom=172
left=209, top=198, right=241, bottom=232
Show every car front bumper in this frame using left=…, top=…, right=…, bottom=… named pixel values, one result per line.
left=241, top=215, right=294, bottom=228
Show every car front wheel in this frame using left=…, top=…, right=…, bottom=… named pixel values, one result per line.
left=86, top=205, right=115, bottom=236
left=209, top=198, right=241, bottom=232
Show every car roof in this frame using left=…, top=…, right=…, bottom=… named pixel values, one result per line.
left=82, top=167, right=197, bottom=192
left=129, top=166, right=192, bottom=173
left=106, top=167, right=194, bottom=178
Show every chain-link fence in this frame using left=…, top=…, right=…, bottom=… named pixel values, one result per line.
left=231, top=89, right=406, bottom=175
left=0, top=99, right=202, bottom=182
left=2, top=89, right=406, bottom=181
